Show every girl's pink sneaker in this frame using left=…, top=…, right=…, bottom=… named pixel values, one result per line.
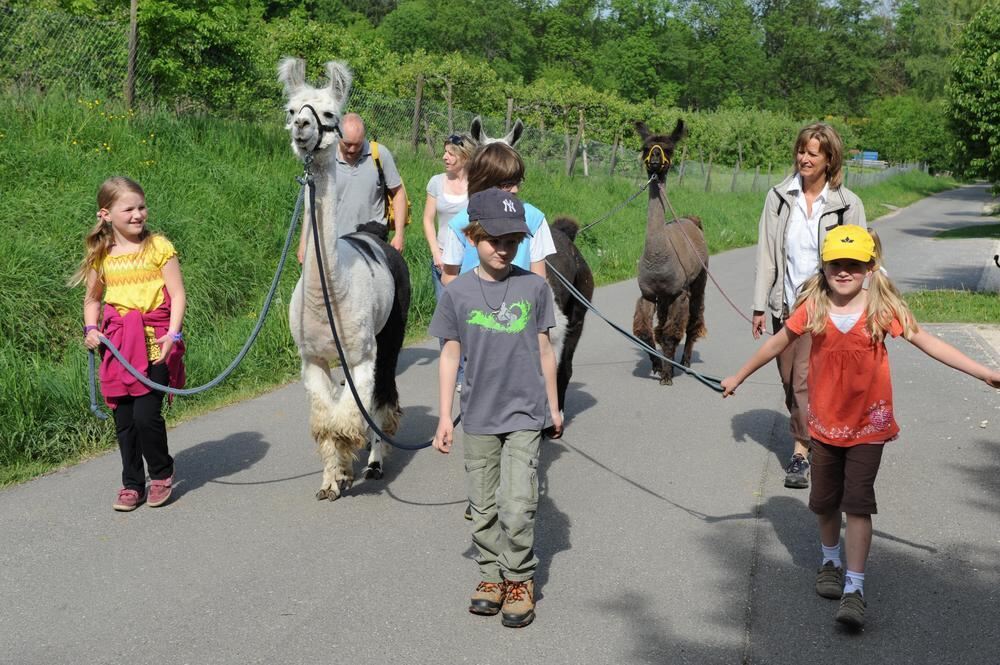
left=148, top=476, right=173, bottom=507
left=113, top=488, right=145, bottom=512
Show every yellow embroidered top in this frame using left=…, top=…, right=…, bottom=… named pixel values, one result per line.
left=99, top=235, right=177, bottom=360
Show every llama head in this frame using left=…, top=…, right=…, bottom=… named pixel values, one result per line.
left=279, top=57, right=353, bottom=159
left=635, top=119, right=686, bottom=181
left=470, top=115, right=524, bottom=148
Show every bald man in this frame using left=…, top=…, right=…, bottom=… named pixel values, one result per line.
left=297, top=112, right=408, bottom=260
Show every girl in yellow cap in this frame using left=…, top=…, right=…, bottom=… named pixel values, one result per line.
left=721, top=225, right=1000, bottom=630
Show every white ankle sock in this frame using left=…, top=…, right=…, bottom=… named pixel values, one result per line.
left=844, top=570, right=865, bottom=596
left=821, top=543, right=842, bottom=569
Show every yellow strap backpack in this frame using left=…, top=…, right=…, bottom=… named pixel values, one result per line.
left=370, top=141, right=412, bottom=227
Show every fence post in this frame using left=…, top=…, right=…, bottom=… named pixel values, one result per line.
left=410, top=75, right=424, bottom=152
left=125, top=0, right=138, bottom=109
left=566, top=109, right=585, bottom=177
left=445, top=78, right=454, bottom=134
left=423, top=117, right=435, bottom=157
left=608, top=131, right=620, bottom=176
left=704, top=154, right=713, bottom=192
left=505, top=98, right=513, bottom=132
left=699, top=146, right=705, bottom=175
left=677, top=145, right=687, bottom=187
left=751, top=165, right=760, bottom=192
left=730, top=160, right=740, bottom=192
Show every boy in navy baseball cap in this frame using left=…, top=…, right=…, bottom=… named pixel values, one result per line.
left=428, top=186, right=561, bottom=628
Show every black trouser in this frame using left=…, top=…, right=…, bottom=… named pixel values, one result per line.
left=114, top=363, right=173, bottom=491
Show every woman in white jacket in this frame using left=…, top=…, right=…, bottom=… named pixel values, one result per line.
left=751, top=123, right=867, bottom=489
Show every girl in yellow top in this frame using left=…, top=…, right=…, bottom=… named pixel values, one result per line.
left=70, top=177, right=187, bottom=512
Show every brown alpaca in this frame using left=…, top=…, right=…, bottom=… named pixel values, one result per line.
left=632, top=120, right=708, bottom=385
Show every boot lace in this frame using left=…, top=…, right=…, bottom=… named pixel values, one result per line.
left=504, top=581, right=530, bottom=602
left=476, top=581, right=504, bottom=595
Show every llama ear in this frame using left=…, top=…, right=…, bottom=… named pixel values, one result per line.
left=670, top=119, right=687, bottom=143
left=324, top=61, right=353, bottom=105
left=635, top=121, right=651, bottom=141
left=503, top=119, right=524, bottom=147
left=470, top=116, right=485, bottom=143
left=277, top=57, right=306, bottom=95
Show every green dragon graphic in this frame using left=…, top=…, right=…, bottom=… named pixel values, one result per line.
left=467, top=299, right=532, bottom=334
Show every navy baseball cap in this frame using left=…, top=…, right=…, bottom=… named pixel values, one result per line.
left=467, top=187, right=532, bottom=237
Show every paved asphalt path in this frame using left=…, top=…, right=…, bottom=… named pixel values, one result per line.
left=2, top=184, right=997, bottom=665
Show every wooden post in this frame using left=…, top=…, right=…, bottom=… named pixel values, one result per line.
left=677, top=145, right=688, bottom=187
left=608, top=131, right=620, bottom=176
left=737, top=141, right=744, bottom=167
left=566, top=109, right=585, bottom=177
left=445, top=78, right=454, bottom=135
left=125, top=0, right=138, bottom=109
left=699, top=146, right=705, bottom=175
left=410, top=74, right=424, bottom=152
left=505, top=98, right=513, bottom=132
left=704, top=154, right=713, bottom=192
left=730, top=160, right=740, bottom=192
left=766, top=162, right=772, bottom=190
left=423, top=117, right=435, bottom=157
left=751, top=165, right=760, bottom=192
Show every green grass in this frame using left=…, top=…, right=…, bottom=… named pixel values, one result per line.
left=905, top=290, right=1000, bottom=324
left=936, top=223, right=1000, bottom=239
left=0, top=87, right=963, bottom=486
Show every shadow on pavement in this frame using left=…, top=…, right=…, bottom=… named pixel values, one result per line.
left=172, top=431, right=270, bottom=497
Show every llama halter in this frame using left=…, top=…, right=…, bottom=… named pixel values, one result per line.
left=298, top=103, right=342, bottom=151
left=643, top=144, right=673, bottom=178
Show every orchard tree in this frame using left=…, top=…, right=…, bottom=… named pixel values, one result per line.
left=948, top=0, right=1000, bottom=187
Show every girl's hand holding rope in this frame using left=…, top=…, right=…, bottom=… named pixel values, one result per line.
left=84, top=328, right=102, bottom=350
left=720, top=375, right=741, bottom=397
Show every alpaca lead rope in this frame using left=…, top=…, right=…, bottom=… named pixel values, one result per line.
left=577, top=174, right=657, bottom=236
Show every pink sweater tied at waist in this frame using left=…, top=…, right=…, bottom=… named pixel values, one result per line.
left=99, top=290, right=186, bottom=408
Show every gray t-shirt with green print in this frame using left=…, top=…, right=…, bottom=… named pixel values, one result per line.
left=429, top=266, right=556, bottom=435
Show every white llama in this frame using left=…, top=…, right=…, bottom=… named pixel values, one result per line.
left=280, top=57, right=410, bottom=501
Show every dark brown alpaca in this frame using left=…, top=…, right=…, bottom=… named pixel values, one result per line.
left=545, top=216, right=594, bottom=412
left=632, top=120, right=708, bottom=385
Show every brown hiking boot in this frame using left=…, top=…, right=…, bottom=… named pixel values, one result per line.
left=469, top=581, right=506, bottom=616
left=501, top=579, right=535, bottom=628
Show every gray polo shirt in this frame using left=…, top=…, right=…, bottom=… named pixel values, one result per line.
left=335, top=140, right=402, bottom=237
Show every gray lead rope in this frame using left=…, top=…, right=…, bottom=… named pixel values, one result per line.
left=544, top=259, right=724, bottom=393
left=87, top=185, right=306, bottom=417
left=577, top=174, right=657, bottom=235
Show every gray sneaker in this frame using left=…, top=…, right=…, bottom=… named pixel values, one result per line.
left=836, top=590, right=866, bottom=629
left=784, top=453, right=810, bottom=489
left=815, top=561, right=845, bottom=599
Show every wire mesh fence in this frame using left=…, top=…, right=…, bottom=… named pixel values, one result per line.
left=351, top=86, right=925, bottom=191
left=0, top=6, right=154, bottom=104
left=2, top=6, right=924, bottom=192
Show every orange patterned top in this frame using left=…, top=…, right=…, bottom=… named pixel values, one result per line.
left=785, top=304, right=904, bottom=446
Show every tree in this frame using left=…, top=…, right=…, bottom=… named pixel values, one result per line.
left=864, top=95, right=954, bottom=171
left=948, top=0, right=1000, bottom=187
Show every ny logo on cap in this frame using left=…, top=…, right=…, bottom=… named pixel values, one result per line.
left=503, top=199, right=516, bottom=213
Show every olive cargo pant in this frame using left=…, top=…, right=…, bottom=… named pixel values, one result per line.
left=463, top=430, right=541, bottom=583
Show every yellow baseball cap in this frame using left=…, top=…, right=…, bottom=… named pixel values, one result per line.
left=822, top=225, right=876, bottom=263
